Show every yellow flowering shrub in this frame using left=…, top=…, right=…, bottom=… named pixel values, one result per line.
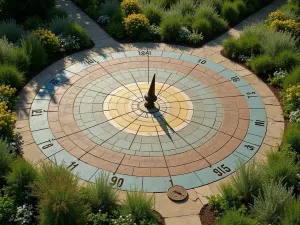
left=32, top=29, right=61, bottom=54
left=124, top=13, right=149, bottom=38
left=282, top=85, right=300, bottom=115
left=0, top=102, right=16, bottom=138
left=0, top=85, right=17, bottom=109
left=270, top=19, right=300, bottom=37
left=120, top=0, right=141, bottom=16
left=267, top=10, right=287, bottom=24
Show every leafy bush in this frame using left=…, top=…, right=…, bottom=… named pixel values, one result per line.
left=24, top=16, right=43, bottom=30
left=233, top=0, right=248, bottom=17
left=32, top=29, right=61, bottom=54
left=269, top=69, right=288, bottom=88
left=0, top=19, right=26, bottom=43
left=248, top=54, right=275, bottom=76
left=283, top=66, right=300, bottom=90
left=0, top=0, right=55, bottom=22
left=221, top=2, right=239, bottom=24
left=48, top=17, right=73, bottom=35
left=223, top=37, right=240, bottom=59
left=172, top=0, right=195, bottom=16
left=192, top=17, right=212, bottom=39
left=108, top=22, right=126, bottom=39
left=0, top=194, right=16, bottom=225
left=188, top=31, right=204, bottom=45
left=270, top=19, right=300, bottom=37
left=99, top=0, right=120, bottom=17
left=124, top=13, right=149, bottom=38
left=275, top=50, right=300, bottom=72
left=82, top=173, right=119, bottom=214
left=262, top=31, right=298, bottom=57
left=160, top=16, right=181, bottom=41
left=0, top=85, right=17, bottom=109
left=218, top=210, right=259, bottom=225
left=121, top=0, right=142, bottom=16
left=267, top=10, right=288, bottom=24
left=31, top=162, right=88, bottom=225
left=46, top=7, right=69, bottom=21
left=0, top=102, right=17, bottom=139
left=87, top=212, right=110, bottom=225
left=22, top=34, right=48, bottom=70
left=10, top=47, right=30, bottom=72
left=158, top=0, right=179, bottom=9
left=282, top=123, right=300, bottom=153
left=0, top=139, right=15, bottom=186
left=5, top=158, right=37, bottom=205
left=262, top=151, right=299, bottom=189
left=252, top=181, right=293, bottom=225
left=282, top=200, right=300, bottom=225
left=208, top=183, right=246, bottom=218
left=142, top=2, right=163, bottom=25
left=202, top=0, right=223, bottom=12
left=63, top=23, right=90, bottom=48
left=122, top=190, right=157, bottom=224
left=230, top=161, right=263, bottom=205
left=0, top=64, right=25, bottom=88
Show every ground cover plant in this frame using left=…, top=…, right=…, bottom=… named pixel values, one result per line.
left=213, top=1, right=300, bottom=224
left=72, top=0, right=275, bottom=46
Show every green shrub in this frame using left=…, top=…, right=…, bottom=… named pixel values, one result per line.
left=262, top=151, right=299, bottom=189
left=202, top=0, right=223, bottom=12
left=0, top=38, right=15, bottom=63
left=223, top=37, right=240, bottom=59
left=160, top=16, right=181, bottom=41
left=158, top=0, right=179, bottom=9
left=0, top=194, right=15, bottom=225
left=123, top=13, right=149, bottom=38
left=208, top=183, right=246, bottom=218
left=120, top=0, right=142, bottom=16
left=283, top=66, right=300, bottom=90
left=248, top=54, right=275, bottom=76
left=0, top=139, right=15, bottom=187
left=218, top=210, right=259, bottom=225
left=0, top=85, right=17, bottom=109
left=107, top=21, right=126, bottom=39
left=188, top=31, right=204, bottom=45
left=182, top=14, right=194, bottom=30
left=99, top=0, right=120, bottom=17
left=31, top=162, right=88, bottom=225
left=32, top=29, right=61, bottom=54
left=122, top=189, right=158, bottom=224
left=24, top=16, right=43, bottom=30
left=10, top=47, right=30, bottom=72
left=283, top=123, right=300, bottom=154
left=0, top=64, right=25, bottom=88
left=238, top=35, right=262, bottom=57
left=63, top=23, right=90, bottom=48
left=48, top=17, right=73, bottom=35
left=142, top=2, right=163, bottom=25
left=86, top=5, right=100, bottom=20
left=22, top=34, right=48, bottom=70
left=275, top=50, right=300, bottom=72
left=252, top=181, right=293, bottom=225
left=262, top=31, right=298, bottom=57
left=172, top=0, right=195, bottom=16
left=230, top=161, right=263, bottom=205
left=87, top=212, right=110, bottom=225
left=1, top=0, right=55, bottom=22
left=221, top=2, right=239, bottom=24
left=46, top=7, right=69, bottom=21
left=282, top=200, right=300, bottom=225
left=0, top=19, right=26, bottom=43
left=192, top=17, right=212, bottom=39
left=242, top=23, right=271, bottom=40
left=195, top=4, right=228, bottom=33
left=5, top=158, right=37, bottom=205
left=234, top=0, right=248, bottom=18
left=82, top=173, right=119, bottom=213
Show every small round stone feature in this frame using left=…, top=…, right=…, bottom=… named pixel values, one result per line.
left=167, top=185, right=188, bottom=202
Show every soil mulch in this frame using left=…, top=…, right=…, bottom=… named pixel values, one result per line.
left=200, top=204, right=216, bottom=225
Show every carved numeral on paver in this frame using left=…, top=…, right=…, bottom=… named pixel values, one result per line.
left=49, top=79, right=60, bottom=85
left=139, top=50, right=151, bottom=56
left=244, top=144, right=255, bottom=150
left=85, top=58, right=96, bottom=65
left=67, top=161, right=79, bottom=171
left=231, top=76, right=240, bottom=82
left=32, top=109, right=43, bottom=117
left=42, top=142, right=53, bottom=149
left=213, top=164, right=231, bottom=176
left=110, top=176, right=124, bottom=187
left=255, top=120, right=265, bottom=127
left=198, top=59, right=206, bottom=64
left=246, top=92, right=256, bottom=98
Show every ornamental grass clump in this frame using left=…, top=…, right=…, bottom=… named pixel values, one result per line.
left=218, top=210, right=259, bottom=225
left=124, top=13, right=149, bottom=38
left=99, top=0, right=120, bottom=17
left=282, top=123, right=300, bottom=154
left=0, top=19, right=26, bottom=43
left=283, top=66, right=300, bottom=90
left=48, top=17, right=73, bottom=35
left=0, top=64, right=25, bottom=88
left=31, top=162, right=88, bottom=225
left=0, top=139, right=15, bottom=186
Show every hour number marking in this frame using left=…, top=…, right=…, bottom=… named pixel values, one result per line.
left=244, top=144, right=255, bottom=150
left=32, top=109, right=43, bottom=117
left=49, top=79, right=59, bottom=85
left=139, top=50, right=151, bottom=56
left=255, top=120, right=265, bottom=127
left=198, top=59, right=206, bottom=64
left=231, top=76, right=240, bottom=82
left=67, top=161, right=79, bottom=171
left=110, top=176, right=124, bottom=187
left=246, top=92, right=256, bottom=98
left=85, top=58, right=96, bottom=65
left=213, top=164, right=231, bottom=176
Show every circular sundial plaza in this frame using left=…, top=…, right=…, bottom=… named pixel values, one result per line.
left=16, top=48, right=283, bottom=193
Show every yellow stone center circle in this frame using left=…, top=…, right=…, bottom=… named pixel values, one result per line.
left=103, top=82, right=193, bottom=136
